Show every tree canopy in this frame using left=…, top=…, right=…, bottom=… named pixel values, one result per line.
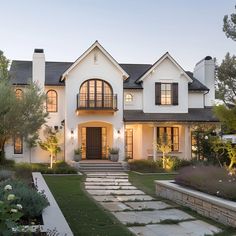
left=223, top=5, right=236, bottom=41
left=0, top=50, right=48, bottom=159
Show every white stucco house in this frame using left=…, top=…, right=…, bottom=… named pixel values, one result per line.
left=6, top=41, right=218, bottom=163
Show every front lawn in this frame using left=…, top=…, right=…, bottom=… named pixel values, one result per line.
left=129, top=171, right=176, bottom=196
left=44, top=175, right=133, bottom=236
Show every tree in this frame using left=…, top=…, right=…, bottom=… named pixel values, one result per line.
left=0, top=50, right=48, bottom=160
left=155, top=132, right=172, bottom=169
left=223, top=5, right=236, bottom=41
left=214, top=53, right=236, bottom=131
left=39, top=126, right=61, bottom=168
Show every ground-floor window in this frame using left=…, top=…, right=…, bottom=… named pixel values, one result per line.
left=14, top=135, right=23, bottom=154
left=157, top=127, right=179, bottom=151
left=125, top=128, right=133, bottom=159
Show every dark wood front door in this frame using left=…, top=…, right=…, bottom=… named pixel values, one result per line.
left=86, top=127, right=102, bottom=159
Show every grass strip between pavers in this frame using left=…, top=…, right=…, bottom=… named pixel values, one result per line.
left=44, top=175, right=133, bottom=236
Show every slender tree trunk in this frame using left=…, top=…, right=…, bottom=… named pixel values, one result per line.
left=0, top=138, right=6, bottom=161
left=50, top=152, right=53, bottom=168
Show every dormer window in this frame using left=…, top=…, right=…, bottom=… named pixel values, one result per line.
left=155, top=83, right=178, bottom=105
left=125, top=94, right=133, bottom=102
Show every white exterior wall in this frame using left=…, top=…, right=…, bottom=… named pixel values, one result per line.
left=188, top=92, right=204, bottom=108
left=64, top=48, right=125, bottom=162
left=124, top=89, right=143, bottom=110
left=143, top=58, right=189, bottom=113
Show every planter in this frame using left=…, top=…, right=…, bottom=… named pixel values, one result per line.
left=74, top=154, right=82, bottom=162
left=155, top=180, right=236, bottom=228
left=110, top=154, right=119, bottom=162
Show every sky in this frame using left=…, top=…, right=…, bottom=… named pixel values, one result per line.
left=0, top=0, right=235, bottom=71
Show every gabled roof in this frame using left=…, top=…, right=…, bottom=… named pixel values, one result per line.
left=60, top=41, right=129, bottom=81
left=136, top=52, right=193, bottom=83
left=186, top=71, right=209, bottom=91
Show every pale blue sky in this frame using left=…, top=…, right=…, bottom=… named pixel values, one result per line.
left=1, top=0, right=235, bottom=70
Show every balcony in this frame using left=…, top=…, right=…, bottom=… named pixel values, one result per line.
left=76, top=93, right=118, bottom=114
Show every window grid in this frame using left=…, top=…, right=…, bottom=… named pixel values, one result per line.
left=15, top=89, right=23, bottom=100
left=125, top=129, right=133, bottom=159
left=14, top=135, right=23, bottom=154
left=125, top=94, right=133, bottom=102
left=46, top=90, right=57, bottom=112
left=157, top=127, right=179, bottom=151
left=161, top=83, right=172, bottom=105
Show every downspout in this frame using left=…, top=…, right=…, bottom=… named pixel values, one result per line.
left=203, top=90, right=209, bottom=107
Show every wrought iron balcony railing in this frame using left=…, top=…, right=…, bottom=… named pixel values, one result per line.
left=77, top=93, right=118, bottom=111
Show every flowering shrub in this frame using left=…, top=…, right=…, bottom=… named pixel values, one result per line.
left=0, top=184, right=23, bottom=234
left=175, top=165, right=236, bottom=201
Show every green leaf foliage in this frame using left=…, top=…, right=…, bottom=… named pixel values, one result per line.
left=223, top=5, right=236, bottom=41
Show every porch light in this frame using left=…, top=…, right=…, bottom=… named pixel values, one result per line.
left=70, top=129, right=74, bottom=139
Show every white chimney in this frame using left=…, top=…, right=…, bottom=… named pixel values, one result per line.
left=193, top=56, right=215, bottom=107
left=32, top=49, right=45, bottom=90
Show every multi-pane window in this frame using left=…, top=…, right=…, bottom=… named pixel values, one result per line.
left=157, top=127, right=179, bottom=151
left=15, top=89, right=23, bottom=100
left=125, top=129, right=133, bottom=159
left=46, top=90, right=57, bottom=112
left=125, top=94, right=133, bottom=102
left=14, top=135, right=23, bottom=154
left=79, top=79, right=113, bottom=108
left=161, top=83, right=172, bottom=105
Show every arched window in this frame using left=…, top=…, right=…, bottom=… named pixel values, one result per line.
left=46, top=90, right=57, bottom=112
left=79, top=79, right=113, bottom=108
left=15, top=89, right=23, bottom=100
left=125, top=94, right=133, bottom=102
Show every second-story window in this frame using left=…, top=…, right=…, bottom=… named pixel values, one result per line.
left=125, top=94, right=133, bottom=102
left=46, top=90, right=57, bottom=112
left=79, top=79, right=113, bottom=108
left=155, top=82, right=178, bottom=105
left=15, top=89, right=23, bottom=100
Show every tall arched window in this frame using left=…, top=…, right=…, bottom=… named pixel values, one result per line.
left=15, top=89, right=23, bottom=100
left=46, top=90, right=57, bottom=112
left=79, top=79, right=113, bottom=108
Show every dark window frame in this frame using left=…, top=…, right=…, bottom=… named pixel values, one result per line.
left=125, top=128, right=133, bottom=159
left=46, top=90, right=58, bottom=113
left=14, top=135, right=23, bottom=154
left=157, top=127, right=179, bottom=151
left=160, top=83, right=172, bottom=105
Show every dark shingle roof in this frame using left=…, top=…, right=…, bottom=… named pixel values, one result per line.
left=120, top=64, right=152, bottom=89
left=124, top=108, right=218, bottom=122
left=186, top=71, right=209, bottom=91
left=9, top=61, right=209, bottom=91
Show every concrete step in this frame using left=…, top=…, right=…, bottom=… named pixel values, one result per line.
left=78, top=162, right=126, bottom=172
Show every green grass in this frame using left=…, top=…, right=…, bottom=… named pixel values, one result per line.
left=44, top=175, right=133, bottom=236
left=129, top=171, right=176, bottom=197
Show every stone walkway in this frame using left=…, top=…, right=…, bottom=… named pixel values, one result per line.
left=85, top=172, right=221, bottom=236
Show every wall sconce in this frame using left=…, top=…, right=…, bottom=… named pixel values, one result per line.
left=70, top=129, right=74, bottom=139
left=117, top=129, right=120, bottom=134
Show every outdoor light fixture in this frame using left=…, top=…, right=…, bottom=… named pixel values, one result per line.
left=70, top=129, right=74, bottom=139
left=117, top=129, right=120, bottom=134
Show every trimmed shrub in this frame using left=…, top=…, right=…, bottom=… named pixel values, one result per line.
left=0, top=180, right=49, bottom=218
left=15, top=161, right=77, bottom=175
left=129, top=160, right=165, bottom=173
left=175, top=165, right=236, bottom=201
left=0, top=170, right=14, bottom=181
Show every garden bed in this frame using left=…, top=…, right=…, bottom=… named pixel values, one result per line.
left=155, top=180, right=236, bottom=227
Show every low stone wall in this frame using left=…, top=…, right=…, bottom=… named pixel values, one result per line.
left=155, top=180, right=236, bottom=228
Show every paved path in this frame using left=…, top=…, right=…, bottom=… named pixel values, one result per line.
left=85, top=172, right=221, bottom=236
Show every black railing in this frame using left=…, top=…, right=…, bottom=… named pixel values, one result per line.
left=77, top=93, right=118, bottom=110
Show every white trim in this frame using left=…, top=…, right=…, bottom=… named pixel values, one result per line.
left=137, top=52, right=192, bottom=83
left=61, top=41, right=129, bottom=81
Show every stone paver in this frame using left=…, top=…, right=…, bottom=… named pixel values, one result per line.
left=125, top=201, right=171, bottom=210
left=84, top=172, right=221, bottom=236
left=129, top=220, right=221, bottom=236
left=85, top=185, right=137, bottom=190
left=113, top=209, right=194, bottom=224
left=100, top=202, right=131, bottom=212
left=86, top=189, right=145, bottom=195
